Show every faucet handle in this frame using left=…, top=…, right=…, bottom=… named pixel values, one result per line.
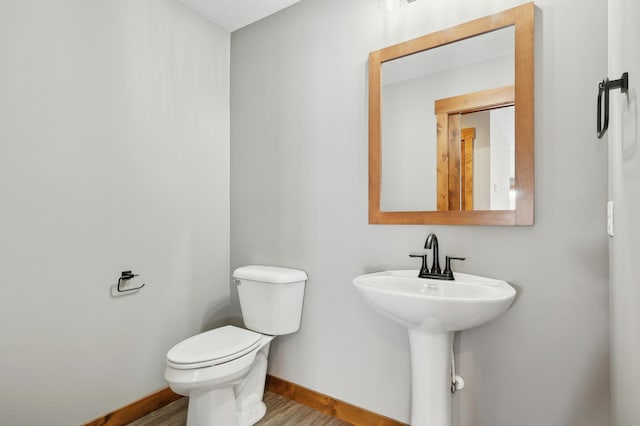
left=409, top=253, right=429, bottom=277
left=443, top=256, right=466, bottom=280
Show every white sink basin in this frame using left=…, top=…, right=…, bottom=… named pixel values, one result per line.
left=353, top=270, right=515, bottom=333
left=354, top=269, right=516, bottom=425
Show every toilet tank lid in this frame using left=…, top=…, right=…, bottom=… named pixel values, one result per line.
left=233, top=265, right=307, bottom=283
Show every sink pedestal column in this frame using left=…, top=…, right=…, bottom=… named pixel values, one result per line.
left=408, top=330, right=453, bottom=426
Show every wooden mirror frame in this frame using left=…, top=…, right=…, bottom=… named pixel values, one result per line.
left=369, top=3, right=534, bottom=225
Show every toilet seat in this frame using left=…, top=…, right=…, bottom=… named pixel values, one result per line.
left=167, top=325, right=263, bottom=369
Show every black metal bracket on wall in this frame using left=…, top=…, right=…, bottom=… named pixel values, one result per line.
left=597, top=72, right=629, bottom=139
left=117, top=270, right=145, bottom=293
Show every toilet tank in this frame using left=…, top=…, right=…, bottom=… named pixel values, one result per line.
left=233, top=265, right=307, bottom=335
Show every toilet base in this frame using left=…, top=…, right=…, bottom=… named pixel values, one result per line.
left=187, top=387, right=237, bottom=426
left=167, top=339, right=272, bottom=426
left=235, top=343, right=270, bottom=425
left=237, top=401, right=266, bottom=426
left=184, top=389, right=266, bottom=426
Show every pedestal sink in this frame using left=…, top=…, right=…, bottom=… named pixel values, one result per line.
left=353, top=270, right=516, bottom=426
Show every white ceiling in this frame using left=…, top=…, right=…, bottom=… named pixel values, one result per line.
left=177, top=0, right=302, bottom=33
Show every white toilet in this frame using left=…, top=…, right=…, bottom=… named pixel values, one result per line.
left=164, top=265, right=307, bottom=426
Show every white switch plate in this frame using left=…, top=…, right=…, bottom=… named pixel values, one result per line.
left=607, top=201, right=614, bottom=237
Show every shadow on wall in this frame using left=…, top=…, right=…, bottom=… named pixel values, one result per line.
left=621, top=88, right=638, bottom=163
left=201, top=298, right=242, bottom=331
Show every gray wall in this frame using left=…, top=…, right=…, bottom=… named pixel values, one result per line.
left=608, top=0, right=640, bottom=424
left=231, top=0, right=610, bottom=425
left=0, top=1, right=230, bottom=424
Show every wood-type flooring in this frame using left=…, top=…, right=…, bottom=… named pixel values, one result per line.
left=128, top=391, right=352, bottom=426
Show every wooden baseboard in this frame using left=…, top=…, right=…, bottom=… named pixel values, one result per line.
left=81, top=387, right=182, bottom=426
left=82, top=375, right=406, bottom=426
left=266, top=374, right=407, bottom=426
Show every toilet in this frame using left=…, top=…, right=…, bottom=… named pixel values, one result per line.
left=164, top=265, right=307, bottom=426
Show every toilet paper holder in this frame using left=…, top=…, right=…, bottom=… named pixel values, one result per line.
left=117, top=270, right=146, bottom=293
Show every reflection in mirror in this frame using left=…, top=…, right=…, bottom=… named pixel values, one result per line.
left=459, top=106, right=515, bottom=211
left=434, top=86, right=515, bottom=212
left=380, top=26, right=514, bottom=212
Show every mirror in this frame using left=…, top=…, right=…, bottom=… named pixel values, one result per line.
left=369, top=3, right=534, bottom=225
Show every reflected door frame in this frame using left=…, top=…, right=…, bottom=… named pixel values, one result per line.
left=435, top=85, right=514, bottom=211
left=460, top=127, right=475, bottom=211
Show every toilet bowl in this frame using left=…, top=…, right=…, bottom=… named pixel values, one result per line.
left=165, top=326, right=274, bottom=426
left=164, top=265, right=307, bottom=426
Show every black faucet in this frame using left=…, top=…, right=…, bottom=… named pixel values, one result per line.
left=409, top=233, right=465, bottom=280
left=425, top=233, right=441, bottom=274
